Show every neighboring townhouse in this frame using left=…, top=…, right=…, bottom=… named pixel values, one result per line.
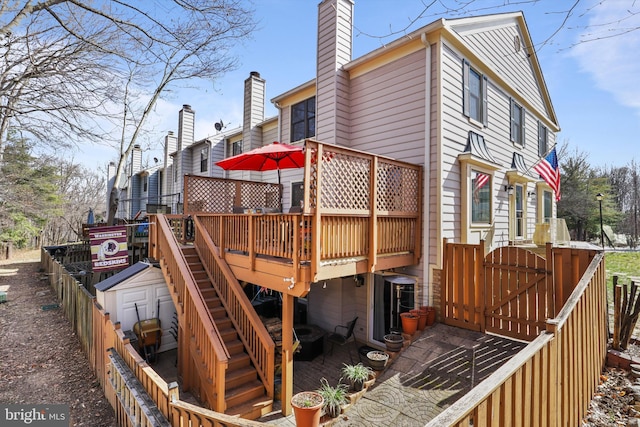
left=114, top=0, right=562, bottom=419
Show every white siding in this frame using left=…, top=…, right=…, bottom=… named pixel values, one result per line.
left=456, top=21, right=548, bottom=117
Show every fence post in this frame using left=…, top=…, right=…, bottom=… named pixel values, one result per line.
left=478, top=240, right=486, bottom=332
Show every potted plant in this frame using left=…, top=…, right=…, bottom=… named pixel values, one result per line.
left=341, top=362, right=373, bottom=392
left=383, top=333, right=404, bottom=352
left=400, top=311, right=418, bottom=335
left=366, top=350, right=389, bottom=371
left=316, top=377, right=348, bottom=418
left=291, top=391, right=324, bottom=427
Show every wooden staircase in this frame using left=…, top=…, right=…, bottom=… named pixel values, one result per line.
left=181, top=246, right=273, bottom=419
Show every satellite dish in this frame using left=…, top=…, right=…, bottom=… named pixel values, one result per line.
left=214, top=120, right=224, bottom=132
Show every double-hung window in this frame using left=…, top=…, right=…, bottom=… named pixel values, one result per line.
left=463, top=60, right=488, bottom=126
left=200, top=147, right=208, bottom=173
left=538, top=121, right=548, bottom=157
left=510, top=98, right=525, bottom=146
left=291, top=97, right=316, bottom=142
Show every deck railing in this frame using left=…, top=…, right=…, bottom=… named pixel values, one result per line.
left=430, top=244, right=607, bottom=426
left=152, top=214, right=230, bottom=412
left=192, top=215, right=275, bottom=399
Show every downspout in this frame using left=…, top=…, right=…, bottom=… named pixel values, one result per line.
left=421, top=32, right=432, bottom=307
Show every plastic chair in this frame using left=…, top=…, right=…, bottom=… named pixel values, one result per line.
left=323, top=316, right=358, bottom=364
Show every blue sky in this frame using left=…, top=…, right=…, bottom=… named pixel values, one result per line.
left=79, top=0, right=639, bottom=170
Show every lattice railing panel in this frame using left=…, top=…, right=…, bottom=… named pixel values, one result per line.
left=376, top=161, right=420, bottom=213
left=309, top=148, right=371, bottom=212
left=184, top=175, right=281, bottom=214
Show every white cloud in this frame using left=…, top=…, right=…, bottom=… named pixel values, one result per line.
left=571, top=1, right=640, bottom=113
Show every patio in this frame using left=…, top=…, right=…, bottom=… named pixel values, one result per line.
left=104, top=310, right=529, bottom=425
left=261, top=323, right=527, bottom=425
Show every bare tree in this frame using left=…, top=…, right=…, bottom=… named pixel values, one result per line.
left=0, top=16, right=122, bottom=153
left=0, top=1, right=256, bottom=223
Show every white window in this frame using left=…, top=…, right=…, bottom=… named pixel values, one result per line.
left=514, top=183, right=524, bottom=239
left=542, top=190, right=553, bottom=223
left=510, top=99, right=525, bottom=146
left=463, top=60, right=488, bottom=125
left=200, top=147, right=208, bottom=173
left=538, top=121, right=548, bottom=157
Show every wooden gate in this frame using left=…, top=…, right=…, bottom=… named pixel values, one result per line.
left=484, top=246, right=551, bottom=341
left=441, top=240, right=555, bottom=342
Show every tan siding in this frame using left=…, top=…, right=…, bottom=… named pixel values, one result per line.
left=349, top=49, right=426, bottom=160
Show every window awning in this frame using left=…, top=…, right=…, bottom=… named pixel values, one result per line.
left=458, top=131, right=500, bottom=170
left=507, top=152, right=536, bottom=182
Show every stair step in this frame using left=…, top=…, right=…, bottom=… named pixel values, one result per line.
left=226, top=340, right=245, bottom=355
left=225, top=381, right=265, bottom=409
left=216, top=318, right=232, bottom=330
left=228, top=353, right=251, bottom=371
left=225, top=365, right=258, bottom=390
left=204, top=297, right=222, bottom=310
left=219, top=327, right=238, bottom=342
left=200, top=287, right=217, bottom=298
left=209, top=306, right=227, bottom=319
left=226, top=396, right=273, bottom=419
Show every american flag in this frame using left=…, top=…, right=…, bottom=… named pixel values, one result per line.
left=473, top=172, right=489, bottom=204
left=534, top=147, right=561, bottom=201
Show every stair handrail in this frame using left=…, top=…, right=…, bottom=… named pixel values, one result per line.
left=154, top=214, right=230, bottom=411
left=192, top=215, right=275, bottom=398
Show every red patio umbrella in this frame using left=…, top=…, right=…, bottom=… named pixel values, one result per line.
left=215, top=141, right=304, bottom=186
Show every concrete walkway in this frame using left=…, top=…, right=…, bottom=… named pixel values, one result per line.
left=328, top=323, right=526, bottom=426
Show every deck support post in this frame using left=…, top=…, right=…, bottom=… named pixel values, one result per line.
left=281, top=293, right=294, bottom=416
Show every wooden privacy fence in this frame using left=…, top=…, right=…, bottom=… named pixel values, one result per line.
left=40, top=248, right=274, bottom=427
left=429, top=250, right=608, bottom=426
left=441, top=239, right=598, bottom=341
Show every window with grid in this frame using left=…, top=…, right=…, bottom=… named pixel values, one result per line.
left=510, top=99, right=525, bottom=146
left=463, top=60, right=488, bottom=125
left=291, top=97, right=316, bottom=142
left=231, top=140, right=242, bottom=156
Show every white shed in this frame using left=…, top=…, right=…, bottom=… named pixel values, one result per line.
left=96, top=261, right=176, bottom=353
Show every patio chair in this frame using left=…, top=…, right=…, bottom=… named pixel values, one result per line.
left=323, top=316, right=359, bottom=364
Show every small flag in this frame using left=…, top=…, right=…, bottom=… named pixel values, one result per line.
left=534, top=147, right=561, bottom=201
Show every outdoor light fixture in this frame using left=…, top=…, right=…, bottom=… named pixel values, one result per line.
left=504, top=185, right=514, bottom=195
left=596, top=193, right=604, bottom=249
left=527, top=191, right=536, bottom=198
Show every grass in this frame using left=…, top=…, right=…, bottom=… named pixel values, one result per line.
left=605, top=252, right=640, bottom=288
left=604, top=251, right=640, bottom=339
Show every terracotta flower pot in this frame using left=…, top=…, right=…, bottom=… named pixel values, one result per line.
left=400, top=312, right=418, bottom=335
left=426, top=307, right=436, bottom=326
left=417, top=310, right=428, bottom=330
left=291, top=391, right=324, bottom=427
